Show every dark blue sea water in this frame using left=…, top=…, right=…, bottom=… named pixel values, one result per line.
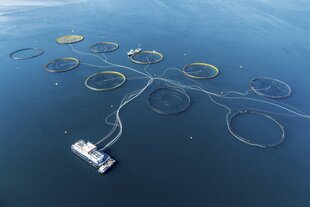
left=1, top=1, right=310, bottom=206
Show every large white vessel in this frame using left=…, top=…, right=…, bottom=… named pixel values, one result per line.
left=71, top=140, right=115, bottom=174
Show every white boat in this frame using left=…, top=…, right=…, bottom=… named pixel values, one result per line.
left=71, top=140, right=115, bottom=174
left=134, top=47, right=142, bottom=53
left=127, top=49, right=135, bottom=56
left=98, top=159, right=116, bottom=174
left=127, top=45, right=142, bottom=56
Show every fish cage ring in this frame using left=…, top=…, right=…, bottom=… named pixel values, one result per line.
left=89, top=42, right=119, bottom=53
left=9, top=48, right=44, bottom=60
left=45, top=57, right=80, bottom=73
left=183, top=62, right=219, bottom=79
left=250, top=77, right=291, bottom=99
left=56, top=35, right=84, bottom=44
left=227, top=110, right=285, bottom=148
left=85, top=71, right=126, bottom=91
left=147, top=87, right=191, bottom=115
left=130, top=50, right=164, bottom=64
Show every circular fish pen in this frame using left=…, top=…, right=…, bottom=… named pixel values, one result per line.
left=227, top=109, right=285, bottom=148
left=250, top=77, right=291, bottom=99
left=89, top=42, right=119, bottom=53
left=56, top=35, right=84, bottom=44
left=183, top=63, right=219, bottom=79
left=130, top=50, right=164, bottom=64
left=85, top=71, right=126, bottom=91
left=9, top=48, right=44, bottom=60
left=147, top=87, right=191, bottom=115
left=45, top=57, right=80, bottom=73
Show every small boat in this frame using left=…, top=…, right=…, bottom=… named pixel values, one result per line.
left=127, top=45, right=142, bottom=56
left=134, top=47, right=142, bottom=53
left=127, top=49, right=135, bottom=56
left=98, top=158, right=116, bottom=174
